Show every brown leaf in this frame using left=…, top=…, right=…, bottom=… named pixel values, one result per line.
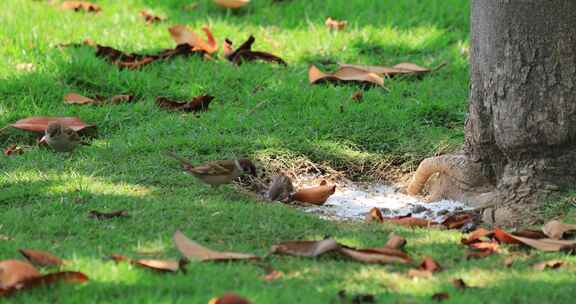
left=270, top=239, right=340, bottom=257
left=351, top=90, right=363, bottom=102
left=109, top=94, right=135, bottom=104
left=155, top=95, right=214, bottom=113
left=173, top=230, right=259, bottom=262
left=92, top=43, right=204, bottom=70
left=366, top=207, right=384, bottom=223
left=4, top=144, right=24, bottom=156
left=384, top=233, right=406, bottom=250
left=88, top=210, right=129, bottom=220
left=0, top=260, right=40, bottom=289
left=225, top=36, right=287, bottom=66
left=512, top=229, right=548, bottom=239
left=8, top=116, right=96, bottom=134
left=469, top=241, right=499, bottom=252
left=494, top=229, right=576, bottom=251
left=532, top=259, right=564, bottom=270
left=542, top=220, right=576, bottom=240
left=291, top=181, right=336, bottom=205
left=339, top=62, right=431, bottom=77
left=64, top=93, right=100, bottom=105
left=168, top=25, right=217, bottom=54
left=19, top=249, right=63, bottom=267
left=61, top=1, right=101, bottom=13
left=325, top=17, right=347, bottom=31
left=465, top=248, right=495, bottom=260
left=381, top=215, right=436, bottom=228
left=338, top=246, right=412, bottom=264
left=140, top=11, right=165, bottom=24
left=309, top=65, right=384, bottom=87
left=452, top=278, right=468, bottom=290
left=209, top=292, right=252, bottom=304
left=1, top=271, right=88, bottom=297
left=431, top=292, right=449, bottom=302
left=420, top=256, right=441, bottom=272
left=213, top=0, right=251, bottom=9
left=441, top=212, right=475, bottom=229
left=461, top=228, right=493, bottom=245
left=108, top=254, right=184, bottom=273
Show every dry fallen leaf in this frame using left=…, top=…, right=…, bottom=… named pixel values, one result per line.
left=155, top=95, right=214, bottom=113
left=174, top=230, right=259, bottom=262
left=270, top=239, right=340, bottom=257
left=420, top=256, right=441, bottom=272
left=385, top=233, right=406, bottom=250
left=339, top=62, right=432, bottom=77
left=542, top=220, right=576, bottom=240
left=452, top=278, right=469, bottom=290
left=140, top=11, right=165, bottom=24
left=325, top=17, right=347, bottom=31
left=381, top=215, right=436, bottom=228
left=291, top=180, right=336, bottom=205
left=512, top=229, right=548, bottom=239
left=431, top=292, right=449, bottom=302
left=0, top=260, right=40, bottom=289
left=4, top=144, right=24, bottom=156
left=351, top=90, right=363, bottom=102
left=338, top=246, right=412, bottom=264
left=168, top=25, right=217, bottom=54
left=532, top=259, right=564, bottom=271
left=64, top=93, right=99, bottom=105
left=108, top=254, right=184, bottom=273
left=213, top=0, right=250, bottom=9
left=209, top=292, right=252, bottom=304
left=309, top=65, right=384, bottom=87
left=441, top=212, right=476, bottom=229
left=61, top=1, right=101, bottom=13
left=19, top=249, right=63, bottom=267
left=461, top=228, right=493, bottom=245
left=88, top=210, right=129, bottom=220
left=7, top=116, right=96, bottom=134
left=366, top=207, right=384, bottom=223
left=494, top=229, right=576, bottom=251
left=225, top=36, right=287, bottom=66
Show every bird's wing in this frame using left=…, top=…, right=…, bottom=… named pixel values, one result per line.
left=191, top=161, right=234, bottom=176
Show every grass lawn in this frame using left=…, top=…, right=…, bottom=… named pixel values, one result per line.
left=1, top=0, right=575, bottom=303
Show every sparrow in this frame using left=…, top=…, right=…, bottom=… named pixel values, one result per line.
left=266, top=173, right=294, bottom=201
left=165, top=151, right=257, bottom=187
left=42, top=122, right=81, bottom=153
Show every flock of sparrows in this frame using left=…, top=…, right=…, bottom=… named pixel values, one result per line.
left=43, top=122, right=295, bottom=199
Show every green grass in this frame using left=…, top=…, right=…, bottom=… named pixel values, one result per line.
left=1, top=0, right=575, bottom=303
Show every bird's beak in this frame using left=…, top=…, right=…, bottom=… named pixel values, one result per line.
left=39, top=135, right=47, bottom=144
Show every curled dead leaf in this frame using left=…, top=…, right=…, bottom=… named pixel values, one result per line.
left=366, top=207, right=384, bottom=223
left=270, top=239, right=339, bottom=257
left=209, top=292, right=252, bottom=304
left=0, top=260, right=40, bottom=289
left=494, top=229, right=576, bottom=251
left=381, top=215, right=436, bottom=228
left=140, top=11, right=165, bottom=24
left=1, top=271, right=88, bottom=297
left=173, top=230, right=259, bottom=262
left=385, top=233, right=406, bottom=250
left=542, top=220, right=576, bottom=240
left=90, top=43, right=205, bottom=69
left=339, top=62, right=432, bottom=77
left=108, top=254, right=184, bottom=273
left=309, top=65, right=384, bottom=87
left=512, top=229, right=548, bottom=239
left=532, top=259, right=564, bottom=270
left=155, top=95, right=214, bottom=113
left=61, top=1, right=101, bottom=12
left=19, top=249, right=63, bottom=267
left=168, top=25, right=217, bottom=54
left=213, top=0, right=250, bottom=9
left=225, top=36, right=286, bottom=66
left=8, top=116, right=96, bottom=135
left=291, top=181, right=336, bottom=205
left=338, top=246, right=412, bottom=264
left=420, top=256, right=441, bottom=272
left=461, top=228, right=493, bottom=245
left=441, top=212, right=476, bottom=230
left=64, top=93, right=99, bottom=105
left=325, top=17, right=347, bottom=31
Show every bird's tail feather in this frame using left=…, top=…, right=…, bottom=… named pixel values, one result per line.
left=164, top=151, right=195, bottom=167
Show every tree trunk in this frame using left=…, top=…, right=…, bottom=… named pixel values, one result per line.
left=408, top=0, right=576, bottom=226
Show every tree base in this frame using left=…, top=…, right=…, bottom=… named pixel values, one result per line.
left=407, top=153, right=562, bottom=227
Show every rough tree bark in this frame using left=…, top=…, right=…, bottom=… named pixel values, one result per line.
left=408, top=0, right=576, bottom=226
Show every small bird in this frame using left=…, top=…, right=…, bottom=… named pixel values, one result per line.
left=165, top=151, right=256, bottom=187
left=42, top=122, right=81, bottom=153
left=266, top=173, right=294, bottom=201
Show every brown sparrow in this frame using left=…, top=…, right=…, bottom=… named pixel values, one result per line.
left=165, top=151, right=256, bottom=187
left=42, top=122, right=81, bottom=153
left=267, top=173, right=294, bottom=201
